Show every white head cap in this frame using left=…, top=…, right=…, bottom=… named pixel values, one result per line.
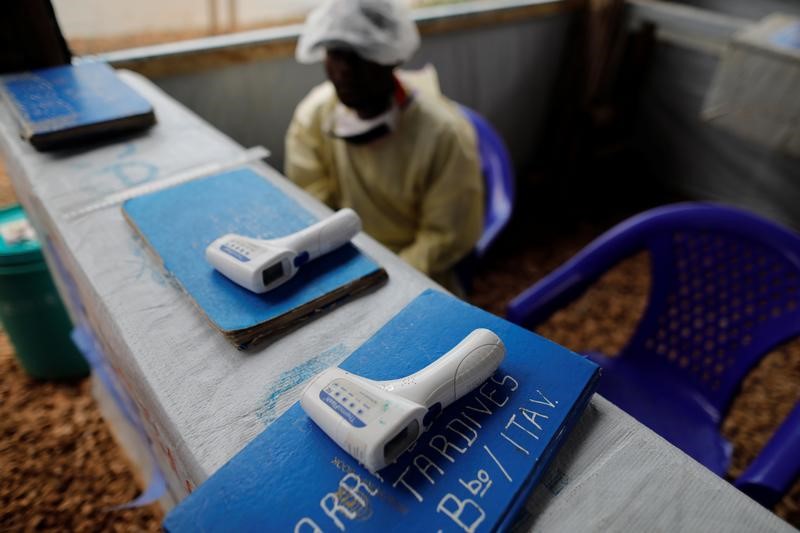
left=296, top=0, right=421, bottom=66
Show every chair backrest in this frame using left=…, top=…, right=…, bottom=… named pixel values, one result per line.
left=614, top=204, right=800, bottom=417
left=459, top=105, right=514, bottom=257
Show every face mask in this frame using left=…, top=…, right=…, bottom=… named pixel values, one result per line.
left=328, top=76, right=412, bottom=144
left=330, top=102, right=399, bottom=144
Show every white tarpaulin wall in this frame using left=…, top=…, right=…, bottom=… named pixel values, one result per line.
left=680, top=0, right=800, bottom=20
left=703, top=15, right=800, bottom=159
left=630, top=0, right=800, bottom=229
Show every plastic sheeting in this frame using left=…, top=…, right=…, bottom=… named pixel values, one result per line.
left=633, top=40, right=800, bottom=230
left=679, top=0, right=800, bottom=20
left=703, top=15, right=800, bottom=158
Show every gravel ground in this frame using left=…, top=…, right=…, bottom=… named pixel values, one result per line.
left=0, top=159, right=798, bottom=529
left=0, top=334, right=163, bottom=531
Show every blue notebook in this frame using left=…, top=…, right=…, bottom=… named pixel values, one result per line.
left=123, top=168, right=387, bottom=348
left=164, top=289, right=600, bottom=531
left=0, top=61, right=155, bottom=150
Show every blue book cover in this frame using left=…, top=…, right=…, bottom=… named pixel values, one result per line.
left=164, top=289, right=600, bottom=531
left=0, top=61, right=155, bottom=150
left=123, top=167, right=387, bottom=348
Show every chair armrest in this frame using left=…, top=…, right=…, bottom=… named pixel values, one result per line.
left=506, top=221, right=645, bottom=328
left=507, top=264, right=599, bottom=328
left=734, top=402, right=800, bottom=508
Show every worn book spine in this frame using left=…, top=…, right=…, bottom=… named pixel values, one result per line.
left=0, top=62, right=155, bottom=150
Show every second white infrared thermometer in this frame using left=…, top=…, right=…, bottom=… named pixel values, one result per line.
left=205, top=208, right=361, bottom=293
left=300, top=329, right=506, bottom=473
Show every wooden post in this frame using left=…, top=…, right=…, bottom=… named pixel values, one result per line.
left=208, top=0, right=219, bottom=35
left=228, top=0, right=238, bottom=31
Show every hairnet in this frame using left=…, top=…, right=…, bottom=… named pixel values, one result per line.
left=296, top=0, right=421, bottom=66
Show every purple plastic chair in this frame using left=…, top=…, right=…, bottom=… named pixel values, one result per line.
left=506, top=203, right=800, bottom=507
left=459, top=105, right=514, bottom=257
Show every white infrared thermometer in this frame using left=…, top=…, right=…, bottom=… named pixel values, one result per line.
left=300, top=329, right=506, bottom=473
left=205, top=208, right=361, bottom=293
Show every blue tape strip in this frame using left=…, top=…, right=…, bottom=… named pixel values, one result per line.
left=45, top=238, right=87, bottom=322
left=71, top=326, right=139, bottom=432
left=71, top=325, right=167, bottom=509
left=45, top=237, right=167, bottom=507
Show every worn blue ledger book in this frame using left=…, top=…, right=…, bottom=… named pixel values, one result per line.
left=0, top=61, right=155, bottom=151
left=123, top=168, right=387, bottom=348
left=164, top=289, right=600, bottom=532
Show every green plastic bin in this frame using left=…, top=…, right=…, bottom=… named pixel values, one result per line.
left=0, top=205, right=89, bottom=379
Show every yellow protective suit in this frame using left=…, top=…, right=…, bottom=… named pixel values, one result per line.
left=284, top=69, right=484, bottom=293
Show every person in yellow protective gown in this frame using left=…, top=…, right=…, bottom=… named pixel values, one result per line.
left=285, top=0, right=483, bottom=295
